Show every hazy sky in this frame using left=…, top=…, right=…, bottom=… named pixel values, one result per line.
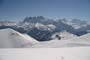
left=0, top=0, right=90, bottom=21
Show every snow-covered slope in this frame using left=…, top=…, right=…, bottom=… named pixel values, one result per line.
left=29, top=33, right=90, bottom=48
left=30, top=40, right=90, bottom=48
left=71, top=33, right=90, bottom=42
left=51, top=31, right=77, bottom=40
left=0, top=28, right=90, bottom=48
left=0, top=47, right=90, bottom=60
left=0, top=28, right=38, bottom=48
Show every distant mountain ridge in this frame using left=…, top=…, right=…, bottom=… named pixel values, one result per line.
left=0, top=16, right=90, bottom=41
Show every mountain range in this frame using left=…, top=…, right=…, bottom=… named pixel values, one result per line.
left=0, top=16, right=90, bottom=41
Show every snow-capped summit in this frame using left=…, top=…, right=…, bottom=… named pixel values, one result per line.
left=0, top=28, right=38, bottom=48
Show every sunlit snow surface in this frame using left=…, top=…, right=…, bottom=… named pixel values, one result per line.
left=0, top=28, right=38, bottom=48
left=0, top=47, right=90, bottom=60
left=0, top=28, right=90, bottom=60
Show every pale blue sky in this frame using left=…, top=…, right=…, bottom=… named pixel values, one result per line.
left=0, top=0, right=90, bottom=21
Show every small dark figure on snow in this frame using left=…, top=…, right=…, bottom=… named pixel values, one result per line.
left=56, top=35, right=61, bottom=40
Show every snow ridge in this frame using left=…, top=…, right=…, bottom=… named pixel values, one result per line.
left=0, top=28, right=38, bottom=48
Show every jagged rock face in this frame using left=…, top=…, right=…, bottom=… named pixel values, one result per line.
left=23, top=16, right=46, bottom=23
